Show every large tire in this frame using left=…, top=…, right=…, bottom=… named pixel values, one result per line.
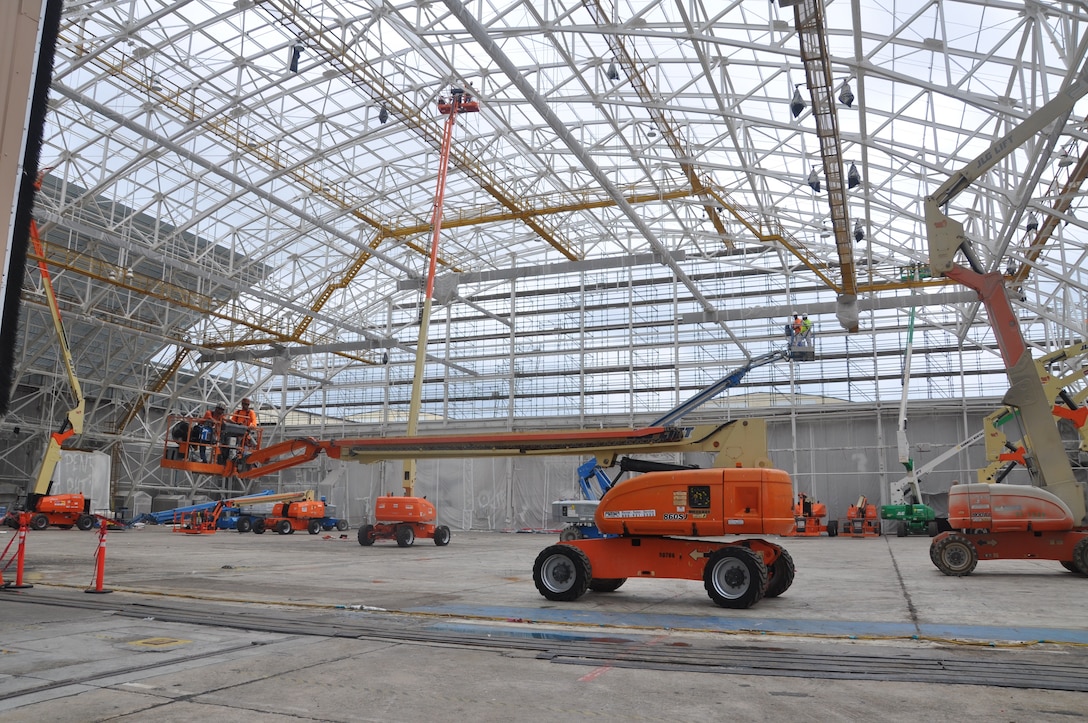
left=76, top=514, right=95, bottom=531
left=764, top=547, right=795, bottom=598
left=826, top=520, right=838, bottom=537
left=307, top=519, right=322, bottom=535
left=253, top=518, right=266, bottom=534
left=588, top=577, right=626, bottom=593
left=1060, top=560, right=1082, bottom=574
left=932, top=533, right=978, bottom=576
left=236, top=516, right=253, bottom=534
left=533, top=545, right=592, bottom=601
left=358, top=524, right=375, bottom=546
left=926, top=521, right=939, bottom=537
left=703, top=546, right=767, bottom=609
left=896, top=522, right=908, bottom=538
left=336, top=519, right=349, bottom=532
left=396, top=525, right=415, bottom=547
left=433, top=525, right=451, bottom=546
left=1072, top=537, right=1088, bottom=575
left=276, top=519, right=292, bottom=535
left=559, top=526, right=583, bottom=542
left=30, top=514, right=49, bottom=531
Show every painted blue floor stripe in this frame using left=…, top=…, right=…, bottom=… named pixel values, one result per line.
left=406, top=604, right=1088, bottom=645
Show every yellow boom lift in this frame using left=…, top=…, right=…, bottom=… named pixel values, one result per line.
left=2, top=172, right=94, bottom=532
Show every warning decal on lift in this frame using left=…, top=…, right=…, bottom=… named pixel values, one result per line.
left=602, top=509, right=655, bottom=519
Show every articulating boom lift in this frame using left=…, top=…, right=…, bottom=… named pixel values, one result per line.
left=925, top=58, right=1088, bottom=575
left=3, top=173, right=94, bottom=532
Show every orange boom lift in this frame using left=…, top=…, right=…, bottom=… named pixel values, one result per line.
left=925, top=58, right=1088, bottom=575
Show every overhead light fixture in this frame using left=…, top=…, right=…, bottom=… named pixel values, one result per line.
left=790, top=86, right=805, bottom=118
left=838, top=81, right=854, bottom=108
left=853, top=219, right=865, bottom=242
left=606, top=61, right=619, bottom=81
left=807, top=168, right=820, bottom=193
left=1025, top=212, right=1039, bottom=233
left=847, top=161, right=861, bottom=189
left=378, top=107, right=389, bottom=124
left=1058, top=144, right=1076, bottom=167
left=289, top=42, right=304, bottom=73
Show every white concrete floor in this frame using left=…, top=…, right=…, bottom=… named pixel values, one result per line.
left=1, top=525, right=1086, bottom=721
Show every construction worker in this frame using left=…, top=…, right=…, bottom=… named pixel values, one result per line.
left=790, top=314, right=803, bottom=340
left=231, top=398, right=258, bottom=428
left=198, top=404, right=226, bottom=462
left=800, top=315, right=813, bottom=346
left=230, top=398, right=259, bottom=456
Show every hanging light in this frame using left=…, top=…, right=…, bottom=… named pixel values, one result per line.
left=606, top=61, right=619, bottom=81
left=790, top=86, right=805, bottom=118
left=853, top=219, right=865, bottom=242
left=807, top=168, right=821, bottom=192
left=378, top=107, right=389, bottom=124
left=288, top=42, right=304, bottom=73
left=847, top=161, right=861, bottom=189
left=838, top=80, right=854, bottom=108
left=1058, top=151, right=1074, bottom=167
left=1025, top=212, right=1039, bottom=233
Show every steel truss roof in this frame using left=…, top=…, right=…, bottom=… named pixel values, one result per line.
left=4, top=1, right=1088, bottom=498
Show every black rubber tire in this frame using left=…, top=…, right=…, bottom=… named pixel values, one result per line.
left=1072, top=537, right=1088, bottom=575
left=433, top=525, right=451, bottom=546
left=76, top=514, right=95, bottom=531
left=764, top=547, right=795, bottom=598
left=358, top=524, right=375, bottom=546
left=253, top=518, right=266, bottom=534
left=276, top=519, right=292, bottom=535
left=559, top=526, right=583, bottom=542
left=588, top=577, right=626, bottom=593
left=396, top=525, right=415, bottom=547
left=30, top=514, right=49, bottom=531
left=827, top=520, right=838, bottom=537
left=926, top=521, right=939, bottom=537
left=703, top=546, right=767, bottom=609
left=1060, top=560, right=1082, bottom=574
left=896, top=522, right=908, bottom=538
left=533, top=545, right=592, bottom=602
left=236, top=516, right=252, bottom=534
left=336, top=519, right=349, bottom=531
left=307, top=519, right=322, bottom=535
left=932, top=533, right=978, bottom=576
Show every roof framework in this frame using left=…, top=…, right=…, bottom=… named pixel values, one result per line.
left=4, top=0, right=1088, bottom=496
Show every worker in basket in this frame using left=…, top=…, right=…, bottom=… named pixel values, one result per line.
left=198, top=404, right=225, bottom=463
left=788, top=314, right=802, bottom=342
left=230, top=397, right=259, bottom=455
left=800, top=315, right=813, bottom=347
